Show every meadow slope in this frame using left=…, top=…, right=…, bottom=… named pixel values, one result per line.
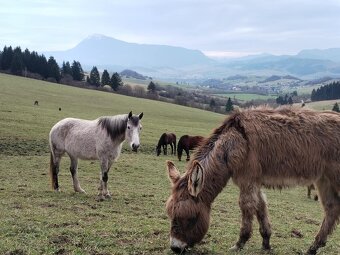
left=0, top=73, right=339, bottom=255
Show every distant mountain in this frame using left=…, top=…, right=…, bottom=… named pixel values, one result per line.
left=297, top=48, right=340, bottom=63
left=120, top=69, right=148, bottom=80
left=42, top=34, right=340, bottom=79
left=44, top=34, right=213, bottom=70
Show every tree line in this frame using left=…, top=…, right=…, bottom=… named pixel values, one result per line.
left=311, top=81, right=340, bottom=101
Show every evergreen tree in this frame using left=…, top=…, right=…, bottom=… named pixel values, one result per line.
left=332, top=102, right=340, bottom=112
left=110, top=72, right=123, bottom=91
left=89, top=66, right=100, bottom=87
left=71, top=61, right=84, bottom=81
left=47, top=56, right=61, bottom=82
left=101, top=69, right=110, bottom=86
left=209, top=98, right=216, bottom=108
left=225, top=97, right=234, bottom=112
left=61, top=61, right=72, bottom=76
left=288, top=96, right=293, bottom=105
left=9, top=47, right=23, bottom=75
left=147, top=81, right=156, bottom=93
left=1, top=46, right=14, bottom=70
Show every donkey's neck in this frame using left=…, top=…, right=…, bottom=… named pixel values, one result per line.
left=199, top=158, right=232, bottom=205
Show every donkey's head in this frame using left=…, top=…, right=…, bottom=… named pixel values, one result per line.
left=126, top=111, right=143, bottom=152
left=166, top=160, right=210, bottom=253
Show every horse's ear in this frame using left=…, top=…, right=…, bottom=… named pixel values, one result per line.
left=188, top=160, right=204, bottom=197
left=139, top=112, right=143, bottom=120
left=128, top=111, right=132, bottom=119
left=166, top=160, right=180, bottom=185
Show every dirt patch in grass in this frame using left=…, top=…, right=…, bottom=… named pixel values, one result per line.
left=0, top=138, right=49, bottom=156
left=49, top=235, right=71, bottom=245
left=5, top=249, right=27, bottom=255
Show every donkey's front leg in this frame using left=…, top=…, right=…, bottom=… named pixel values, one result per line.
left=230, top=186, right=258, bottom=251
left=97, top=159, right=112, bottom=200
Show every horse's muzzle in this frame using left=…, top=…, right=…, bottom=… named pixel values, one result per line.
left=132, top=143, right=139, bottom=152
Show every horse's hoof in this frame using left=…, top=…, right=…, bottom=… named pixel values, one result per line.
left=75, top=188, right=86, bottom=193
left=229, top=245, right=241, bottom=252
left=96, top=195, right=105, bottom=202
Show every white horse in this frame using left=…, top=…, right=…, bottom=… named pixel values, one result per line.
left=49, top=111, right=143, bottom=200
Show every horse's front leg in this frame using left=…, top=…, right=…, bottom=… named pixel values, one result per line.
left=230, top=185, right=258, bottom=251
left=97, top=159, right=112, bottom=200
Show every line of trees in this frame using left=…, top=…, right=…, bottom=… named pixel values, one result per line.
left=311, top=81, right=340, bottom=101
left=86, top=67, right=123, bottom=91
left=0, top=46, right=85, bottom=83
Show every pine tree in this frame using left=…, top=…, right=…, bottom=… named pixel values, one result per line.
left=89, top=66, right=100, bottom=87
left=61, top=61, right=72, bottom=76
left=71, top=61, right=84, bottom=81
left=101, top=69, right=110, bottom=86
left=225, top=97, right=234, bottom=112
left=10, top=47, right=23, bottom=75
left=1, top=46, right=14, bottom=70
left=288, top=96, right=293, bottom=105
left=209, top=98, right=216, bottom=108
left=110, top=72, right=123, bottom=91
left=47, top=56, right=61, bottom=82
left=332, top=102, right=340, bottom=112
left=147, top=81, right=156, bottom=93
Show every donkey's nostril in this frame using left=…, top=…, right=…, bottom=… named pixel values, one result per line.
left=171, top=246, right=184, bottom=254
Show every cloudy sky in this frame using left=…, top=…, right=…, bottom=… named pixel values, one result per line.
left=1, top=0, right=340, bottom=58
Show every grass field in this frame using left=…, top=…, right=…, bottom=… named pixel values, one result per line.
left=214, top=93, right=277, bottom=102
left=0, top=73, right=339, bottom=255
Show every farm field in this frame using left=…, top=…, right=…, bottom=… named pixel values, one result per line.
left=214, top=93, right=277, bottom=101
left=0, top=73, right=339, bottom=255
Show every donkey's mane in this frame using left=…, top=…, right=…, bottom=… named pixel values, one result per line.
left=98, top=114, right=128, bottom=141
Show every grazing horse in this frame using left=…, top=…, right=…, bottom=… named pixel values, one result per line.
left=156, top=133, right=176, bottom=156
left=34, top=100, right=39, bottom=106
left=166, top=106, right=340, bottom=255
left=49, top=111, right=143, bottom=200
left=177, top=135, right=205, bottom=161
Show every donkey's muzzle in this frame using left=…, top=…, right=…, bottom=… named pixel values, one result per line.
left=132, top=143, right=139, bottom=152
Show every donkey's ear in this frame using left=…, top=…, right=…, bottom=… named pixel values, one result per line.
left=188, top=160, right=204, bottom=197
left=166, top=160, right=180, bottom=185
left=139, top=112, right=143, bottom=120
left=128, top=111, right=132, bottom=119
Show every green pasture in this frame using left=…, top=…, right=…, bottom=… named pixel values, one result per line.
left=0, top=73, right=339, bottom=255
left=214, top=93, right=276, bottom=102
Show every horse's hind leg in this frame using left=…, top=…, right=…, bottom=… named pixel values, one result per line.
left=173, top=142, right=176, bottom=155
left=230, top=185, right=258, bottom=251
left=170, top=143, right=173, bottom=155
left=50, top=153, right=61, bottom=191
left=306, top=175, right=340, bottom=255
left=255, top=191, right=272, bottom=250
left=69, top=156, right=85, bottom=193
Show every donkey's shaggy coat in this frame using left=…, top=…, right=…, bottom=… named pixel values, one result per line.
left=166, top=106, right=340, bottom=254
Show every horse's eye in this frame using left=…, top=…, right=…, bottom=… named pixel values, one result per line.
left=127, top=126, right=130, bottom=129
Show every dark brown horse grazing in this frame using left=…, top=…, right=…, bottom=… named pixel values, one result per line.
left=177, top=135, right=205, bottom=161
left=156, top=133, right=176, bottom=156
left=166, top=106, right=340, bottom=255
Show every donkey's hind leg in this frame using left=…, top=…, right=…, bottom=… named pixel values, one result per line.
left=230, top=185, right=259, bottom=251
left=256, top=191, right=272, bottom=250
left=69, top=156, right=86, bottom=193
left=306, top=175, right=340, bottom=255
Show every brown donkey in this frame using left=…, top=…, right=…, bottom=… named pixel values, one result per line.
left=166, top=106, right=340, bottom=255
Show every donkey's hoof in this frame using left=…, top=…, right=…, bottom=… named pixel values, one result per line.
left=75, top=188, right=86, bottom=194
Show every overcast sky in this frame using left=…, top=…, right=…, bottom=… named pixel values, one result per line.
left=1, top=0, right=340, bottom=58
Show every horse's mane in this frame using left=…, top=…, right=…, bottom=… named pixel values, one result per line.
left=98, top=114, right=128, bottom=141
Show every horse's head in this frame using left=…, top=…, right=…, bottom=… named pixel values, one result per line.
left=165, top=160, right=210, bottom=253
left=126, top=111, right=143, bottom=152
left=156, top=145, right=161, bottom=156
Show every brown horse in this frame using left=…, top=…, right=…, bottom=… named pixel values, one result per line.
left=166, top=106, right=340, bottom=255
left=177, top=135, right=205, bottom=161
left=156, top=133, right=176, bottom=156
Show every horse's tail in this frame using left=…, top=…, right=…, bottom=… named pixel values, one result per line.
left=49, top=152, right=55, bottom=189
